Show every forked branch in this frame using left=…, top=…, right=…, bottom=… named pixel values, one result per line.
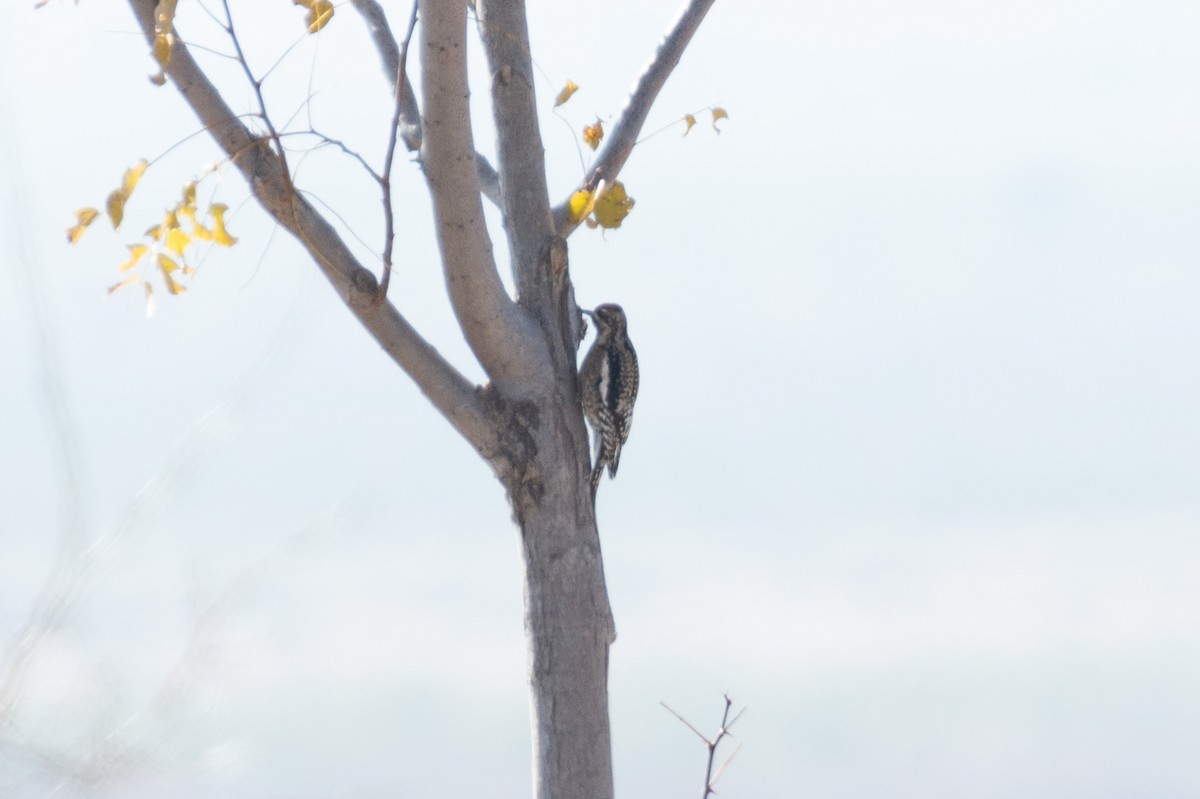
left=552, top=0, right=717, bottom=236
left=420, top=0, right=544, bottom=386
left=662, top=693, right=745, bottom=798
left=124, top=0, right=495, bottom=454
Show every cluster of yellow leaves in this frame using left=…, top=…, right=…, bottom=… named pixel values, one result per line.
left=68, top=162, right=237, bottom=312
left=552, top=83, right=731, bottom=233
left=293, top=0, right=334, bottom=33
left=568, top=180, right=635, bottom=231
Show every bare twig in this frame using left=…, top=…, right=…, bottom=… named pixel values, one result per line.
left=552, top=0, right=717, bottom=236
left=279, top=130, right=382, bottom=182
left=661, top=701, right=710, bottom=743
left=219, top=0, right=291, bottom=183
left=378, top=0, right=420, bottom=299
left=662, top=693, right=745, bottom=798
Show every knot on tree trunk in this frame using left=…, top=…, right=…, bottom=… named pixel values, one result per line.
left=480, top=385, right=545, bottom=517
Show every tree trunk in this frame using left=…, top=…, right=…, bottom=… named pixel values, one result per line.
left=519, top=493, right=614, bottom=799
left=498, top=375, right=615, bottom=799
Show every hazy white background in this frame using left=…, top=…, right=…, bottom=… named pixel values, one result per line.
left=2, top=1, right=1199, bottom=797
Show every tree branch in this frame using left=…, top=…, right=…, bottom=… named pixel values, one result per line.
left=421, top=0, right=545, bottom=386
left=349, top=0, right=421, bottom=151
left=475, top=152, right=503, bottom=209
left=124, top=0, right=497, bottom=455
left=476, top=0, right=556, bottom=305
left=551, top=0, right=717, bottom=236
left=351, top=0, right=503, bottom=206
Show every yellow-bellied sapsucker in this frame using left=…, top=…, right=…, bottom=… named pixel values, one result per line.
left=579, top=303, right=639, bottom=498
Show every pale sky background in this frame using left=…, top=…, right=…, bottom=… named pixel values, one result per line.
left=2, top=1, right=1199, bottom=797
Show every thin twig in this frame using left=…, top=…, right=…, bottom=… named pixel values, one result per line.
left=299, top=188, right=383, bottom=261
left=146, top=112, right=264, bottom=168
left=278, top=130, right=382, bottom=182
left=377, top=0, right=420, bottom=300
left=220, top=0, right=291, bottom=183
left=660, top=701, right=712, bottom=744
left=663, top=693, right=745, bottom=799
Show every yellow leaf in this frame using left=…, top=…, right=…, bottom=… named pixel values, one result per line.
left=158, top=254, right=187, bottom=294
left=106, top=189, right=129, bottom=229
left=554, top=80, right=579, bottom=108
left=711, top=107, right=729, bottom=133
left=166, top=227, right=191, bottom=255
left=568, top=188, right=596, bottom=223
left=106, top=160, right=149, bottom=229
left=106, top=275, right=140, bottom=296
left=209, top=203, right=238, bottom=246
left=294, top=0, right=334, bottom=34
left=683, top=114, right=697, bottom=136
left=118, top=244, right=149, bottom=272
left=67, top=207, right=100, bottom=244
left=582, top=120, right=604, bottom=151
left=163, top=208, right=181, bottom=231
left=181, top=181, right=197, bottom=209
left=163, top=271, right=187, bottom=295
left=180, top=204, right=213, bottom=240
left=153, top=34, right=173, bottom=70
left=153, top=0, right=177, bottom=68
left=592, top=181, right=634, bottom=229
left=123, top=160, right=149, bottom=194
left=310, top=0, right=335, bottom=32
left=144, top=223, right=163, bottom=240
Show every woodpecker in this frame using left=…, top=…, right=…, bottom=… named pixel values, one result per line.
left=579, top=303, right=639, bottom=498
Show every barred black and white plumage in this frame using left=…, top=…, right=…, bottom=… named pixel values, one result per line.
left=579, top=304, right=639, bottom=498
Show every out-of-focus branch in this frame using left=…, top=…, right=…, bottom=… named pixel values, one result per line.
left=421, top=0, right=545, bottom=386
left=350, top=0, right=421, bottom=151
left=475, top=152, right=502, bottom=209
left=125, top=0, right=496, bottom=455
left=378, top=0, right=420, bottom=298
left=552, top=0, right=717, bottom=236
